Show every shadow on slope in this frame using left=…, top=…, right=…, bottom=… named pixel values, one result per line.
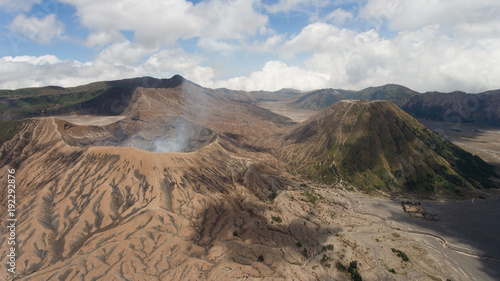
left=55, top=116, right=217, bottom=153
left=187, top=194, right=345, bottom=280
left=369, top=198, right=500, bottom=280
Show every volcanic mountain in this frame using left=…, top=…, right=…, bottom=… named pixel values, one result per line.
left=1, top=76, right=499, bottom=280
left=280, top=100, right=497, bottom=197
left=289, top=85, right=500, bottom=128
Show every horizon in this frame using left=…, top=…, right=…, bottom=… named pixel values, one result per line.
left=2, top=74, right=498, bottom=94
left=1, top=1, right=499, bottom=93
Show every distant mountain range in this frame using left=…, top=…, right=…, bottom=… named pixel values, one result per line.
left=402, top=90, right=500, bottom=127
left=2, top=77, right=499, bottom=127
left=289, top=85, right=500, bottom=127
left=291, top=84, right=418, bottom=110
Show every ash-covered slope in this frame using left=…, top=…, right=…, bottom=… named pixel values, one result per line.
left=281, top=100, right=498, bottom=197
left=1, top=74, right=294, bottom=153
left=2, top=78, right=499, bottom=280
left=0, top=118, right=292, bottom=280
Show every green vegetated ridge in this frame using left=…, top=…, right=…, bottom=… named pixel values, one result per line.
left=291, top=84, right=418, bottom=110
left=282, top=100, right=498, bottom=197
left=0, top=76, right=191, bottom=121
left=0, top=81, right=118, bottom=120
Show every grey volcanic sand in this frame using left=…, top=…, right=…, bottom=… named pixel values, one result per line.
left=354, top=194, right=500, bottom=281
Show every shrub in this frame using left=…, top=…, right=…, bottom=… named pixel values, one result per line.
left=271, top=216, right=282, bottom=223
left=303, top=191, right=320, bottom=203
left=391, top=248, right=409, bottom=262
left=336, top=262, right=346, bottom=271
left=257, top=255, right=264, bottom=262
left=389, top=268, right=396, bottom=274
left=351, top=270, right=363, bottom=281
left=269, top=191, right=277, bottom=200
left=302, top=248, right=308, bottom=258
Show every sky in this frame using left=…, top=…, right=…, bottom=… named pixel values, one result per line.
left=0, top=0, right=499, bottom=93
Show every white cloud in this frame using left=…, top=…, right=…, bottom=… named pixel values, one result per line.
left=282, top=22, right=357, bottom=54
left=60, top=0, right=201, bottom=46
left=96, top=41, right=156, bottom=66
left=192, top=0, right=268, bottom=40
left=84, top=30, right=125, bottom=47
left=326, top=8, right=353, bottom=26
left=264, top=0, right=329, bottom=14
left=212, top=60, right=329, bottom=91
left=249, top=34, right=284, bottom=52
left=360, top=0, right=500, bottom=39
left=0, top=0, right=40, bottom=12
left=0, top=47, right=217, bottom=90
left=59, top=0, right=267, bottom=48
left=8, top=14, right=64, bottom=44
left=197, top=38, right=238, bottom=53
left=143, top=49, right=216, bottom=86
left=281, top=21, right=500, bottom=92
left=2, top=0, right=500, bottom=94
left=3, top=55, right=61, bottom=64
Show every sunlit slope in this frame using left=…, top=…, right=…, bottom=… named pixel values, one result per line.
left=281, top=100, right=498, bottom=197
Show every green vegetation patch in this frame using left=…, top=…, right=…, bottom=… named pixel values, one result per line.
left=391, top=248, right=409, bottom=262
left=347, top=261, right=362, bottom=281
left=336, top=262, right=347, bottom=271
left=0, top=120, right=24, bottom=147
left=271, top=216, right=282, bottom=223
left=302, top=191, right=322, bottom=203
left=322, top=244, right=334, bottom=252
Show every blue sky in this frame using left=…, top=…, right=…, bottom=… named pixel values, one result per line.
left=1, top=0, right=499, bottom=92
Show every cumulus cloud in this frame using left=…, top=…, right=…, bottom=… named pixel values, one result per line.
left=359, top=0, right=500, bottom=39
left=264, top=0, right=329, bottom=14
left=1, top=0, right=500, bottom=93
left=249, top=34, right=284, bottom=52
left=0, top=0, right=41, bottom=12
left=192, top=0, right=268, bottom=40
left=0, top=47, right=217, bottom=90
left=8, top=14, right=64, bottom=44
left=212, top=60, right=329, bottom=91
left=59, top=0, right=201, bottom=46
left=282, top=22, right=356, bottom=54
left=58, top=0, right=267, bottom=48
left=143, top=49, right=216, bottom=86
left=326, top=8, right=353, bottom=26
left=84, top=30, right=125, bottom=47
left=96, top=41, right=157, bottom=66
left=281, top=21, right=500, bottom=92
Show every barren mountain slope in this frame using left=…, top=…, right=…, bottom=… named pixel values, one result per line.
left=1, top=76, right=499, bottom=280
left=0, top=118, right=479, bottom=281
